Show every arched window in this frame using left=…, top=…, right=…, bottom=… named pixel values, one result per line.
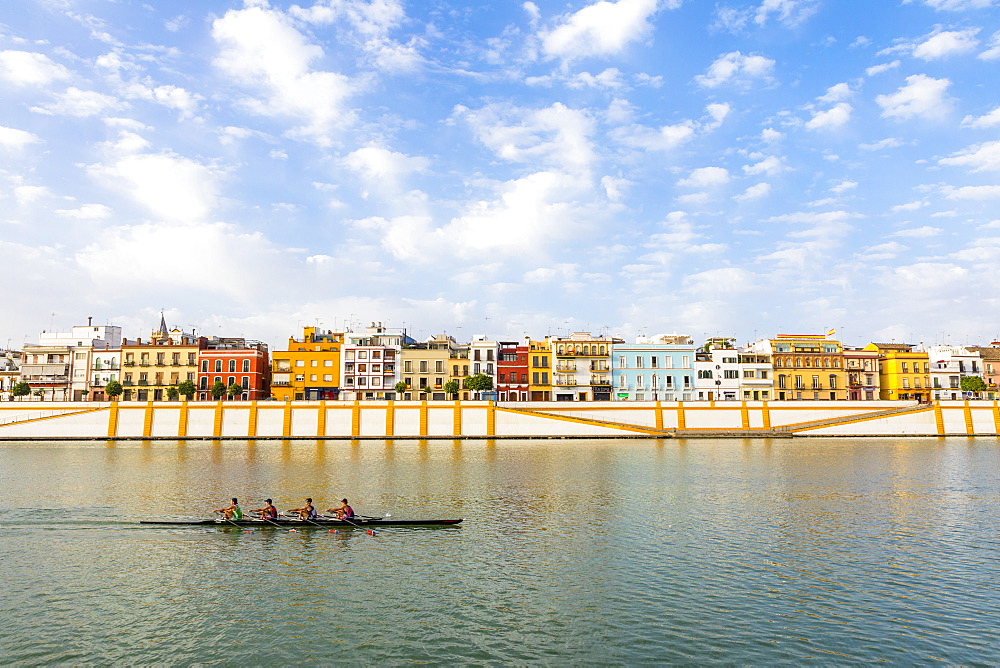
left=228, top=359, right=236, bottom=373
left=804, top=358, right=811, bottom=367
left=599, top=346, right=606, bottom=355
left=214, top=359, right=222, bottom=373
left=242, top=359, right=250, bottom=372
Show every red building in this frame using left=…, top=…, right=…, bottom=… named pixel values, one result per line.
left=496, top=341, right=529, bottom=401
left=197, top=338, right=270, bottom=400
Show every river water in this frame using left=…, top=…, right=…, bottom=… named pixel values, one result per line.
left=1, top=437, right=998, bottom=664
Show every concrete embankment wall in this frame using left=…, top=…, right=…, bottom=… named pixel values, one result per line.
left=1, top=400, right=999, bottom=439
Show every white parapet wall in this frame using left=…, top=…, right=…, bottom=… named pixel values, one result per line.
left=0, top=400, right=998, bottom=439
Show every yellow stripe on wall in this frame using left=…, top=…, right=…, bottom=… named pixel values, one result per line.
left=142, top=401, right=154, bottom=438
left=178, top=401, right=189, bottom=438
left=934, top=403, right=945, bottom=435
left=107, top=401, right=119, bottom=438
left=248, top=401, right=258, bottom=438
left=386, top=401, right=395, bottom=437
left=213, top=401, right=224, bottom=438
left=317, top=401, right=327, bottom=438
left=453, top=400, right=462, bottom=436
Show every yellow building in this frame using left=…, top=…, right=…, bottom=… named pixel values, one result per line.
left=398, top=334, right=454, bottom=400
left=270, top=327, right=343, bottom=401
left=863, top=343, right=930, bottom=401
left=528, top=339, right=552, bottom=401
left=757, top=334, right=847, bottom=401
left=448, top=346, right=472, bottom=401
left=121, top=319, right=200, bottom=401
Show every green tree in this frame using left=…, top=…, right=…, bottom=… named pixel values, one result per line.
left=394, top=380, right=408, bottom=397
left=443, top=379, right=460, bottom=399
left=464, top=373, right=494, bottom=398
left=960, top=375, right=987, bottom=396
left=419, top=385, right=432, bottom=398
left=12, top=381, right=30, bottom=401
left=177, top=379, right=196, bottom=400
left=104, top=379, right=123, bottom=401
left=32, top=389, right=44, bottom=400
left=227, top=382, right=243, bottom=400
left=166, top=385, right=180, bottom=401
left=210, top=380, right=227, bottom=400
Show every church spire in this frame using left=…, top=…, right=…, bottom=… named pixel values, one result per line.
left=157, top=312, right=168, bottom=336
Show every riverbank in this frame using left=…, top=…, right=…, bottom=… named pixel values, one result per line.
left=1, top=399, right=998, bottom=439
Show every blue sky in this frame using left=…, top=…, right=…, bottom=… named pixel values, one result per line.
left=2, top=0, right=999, bottom=349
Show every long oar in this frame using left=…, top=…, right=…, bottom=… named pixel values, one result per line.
left=340, top=515, right=377, bottom=536
left=283, top=512, right=324, bottom=528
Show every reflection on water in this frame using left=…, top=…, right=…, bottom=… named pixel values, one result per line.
left=1, top=437, right=998, bottom=664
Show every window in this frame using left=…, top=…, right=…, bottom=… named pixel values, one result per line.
left=663, top=357, right=672, bottom=369
left=651, top=375, right=658, bottom=389
left=324, top=375, right=333, bottom=382
left=664, top=376, right=674, bottom=388
left=358, top=364, right=367, bottom=373
left=436, top=361, right=444, bottom=373
left=778, top=375, right=786, bottom=389
left=359, top=351, right=368, bottom=359
left=636, top=356, right=644, bottom=368
left=295, top=360, right=305, bottom=367
left=201, top=360, right=208, bottom=372
left=243, top=360, right=251, bottom=372
left=227, top=376, right=235, bottom=386
left=214, top=360, right=222, bottom=373
left=901, top=362, right=909, bottom=373
left=683, top=375, right=692, bottom=388
left=228, top=359, right=236, bottom=373
left=241, top=376, right=249, bottom=389
left=829, top=375, right=837, bottom=389
left=532, top=372, right=539, bottom=384
left=419, top=361, right=428, bottom=373
left=541, top=372, right=549, bottom=384
left=812, top=375, right=820, bottom=389
left=724, top=370, right=738, bottom=379
left=795, top=375, right=803, bottom=389
left=743, top=370, right=755, bottom=378
left=698, top=370, right=713, bottom=379
left=902, top=378, right=910, bottom=388
left=682, top=356, right=690, bottom=368
left=636, top=375, right=644, bottom=389
left=619, top=356, right=626, bottom=369
left=372, top=351, right=381, bottom=359
left=760, top=371, right=768, bottom=379
left=650, top=357, right=658, bottom=368
left=404, top=360, right=412, bottom=372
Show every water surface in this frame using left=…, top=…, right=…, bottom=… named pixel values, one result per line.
left=1, top=438, right=998, bottom=664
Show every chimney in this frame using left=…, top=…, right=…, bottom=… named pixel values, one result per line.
left=88, top=316, right=93, bottom=326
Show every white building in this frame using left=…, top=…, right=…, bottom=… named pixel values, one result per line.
left=926, top=345, right=984, bottom=400
left=695, top=348, right=740, bottom=401
left=340, top=323, right=408, bottom=401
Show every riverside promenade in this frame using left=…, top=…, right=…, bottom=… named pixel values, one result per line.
left=1, top=399, right=998, bottom=439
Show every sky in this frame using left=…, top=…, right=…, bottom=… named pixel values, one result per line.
left=2, top=0, right=1000, bottom=350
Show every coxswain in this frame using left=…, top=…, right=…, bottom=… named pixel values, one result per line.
left=288, top=498, right=316, bottom=521
left=214, top=497, right=243, bottom=520
left=252, top=498, right=278, bottom=521
left=328, top=498, right=354, bottom=520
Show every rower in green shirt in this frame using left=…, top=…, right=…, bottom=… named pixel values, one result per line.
left=214, top=497, right=243, bottom=520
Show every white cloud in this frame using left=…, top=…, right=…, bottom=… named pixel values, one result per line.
left=31, top=87, right=125, bottom=117
left=87, top=143, right=221, bottom=222
left=806, top=102, right=852, bottom=130
left=523, top=264, right=579, bottom=283
left=943, top=184, right=1000, bottom=199
left=939, top=140, right=1000, bottom=172
left=55, top=204, right=113, bottom=220
left=540, top=0, right=663, bottom=63
left=876, top=74, right=952, bottom=120
left=343, top=146, right=430, bottom=189
left=859, top=241, right=907, bottom=260
left=609, top=120, right=696, bottom=152
left=703, top=102, right=731, bottom=130
left=677, top=166, right=730, bottom=188
left=893, top=225, right=941, bottom=237
left=458, top=102, right=596, bottom=174
left=601, top=175, right=631, bottom=202
left=694, top=51, right=775, bottom=88
left=743, top=155, right=784, bottom=176
left=761, top=127, right=784, bottom=142
left=962, top=106, right=1000, bottom=128
left=914, top=0, right=997, bottom=9
left=866, top=60, right=900, bottom=76
left=734, top=182, right=772, bottom=201
left=212, top=5, right=356, bottom=145
left=913, top=28, right=980, bottom=59
left=75, top=222, right=286, bottom=301
left=0, top=50, right=70, bottom=86
left=860, top=137, right=904, bottom=151
left=125, top=83, right=202, bottom=120
left=14, top=185, right=51, bottom=206
left=980, top=30, right=1000, bottom=59
left=891, top=200, right=930, bottom=212
left=0, top=126, right=40, bottom=150
left=754, top=0, right=820, bottom=27
left=830, top=180, right=857, bottom=193
left=818, top=82, right=851, bottom=103
left=567, top=68, right=626, bottom=89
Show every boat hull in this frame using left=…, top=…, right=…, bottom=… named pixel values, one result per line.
left=140, top=518, right=462, bottom=527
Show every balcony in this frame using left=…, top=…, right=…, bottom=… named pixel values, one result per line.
left=590, top=363, right=609, bottom=372
left=271, top=381, right=291, bottom=386
left=591, top=379, right=611, bottom=386
left=123, top=381, right=134, bottom=386
left=123, top=361, right=135, bottom=367
left=555, top=363, right=576, bottom=371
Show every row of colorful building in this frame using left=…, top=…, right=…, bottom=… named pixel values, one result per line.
left=2, top=318, right=999, bottom=403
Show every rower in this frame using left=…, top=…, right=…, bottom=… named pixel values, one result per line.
left=328, top=498, right=354, bottom=520
left=252, top=498, right=278, bottom=521
left=288, top=498, right=316, bottom=521
left=214, top=497, right=243, bottom=520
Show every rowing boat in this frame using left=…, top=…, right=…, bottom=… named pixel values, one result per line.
left=140, top=517, right=462, bottom=527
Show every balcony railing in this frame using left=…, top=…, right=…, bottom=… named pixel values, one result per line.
left=271, top=381, right=290, bottom=386
left=555, top=363, right=576, bottom=371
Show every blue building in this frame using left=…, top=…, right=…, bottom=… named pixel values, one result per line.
left=611, top=337, right=697, bottom=402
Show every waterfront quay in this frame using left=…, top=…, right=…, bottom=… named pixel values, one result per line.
left=2, top=399, right=999, bottom=440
